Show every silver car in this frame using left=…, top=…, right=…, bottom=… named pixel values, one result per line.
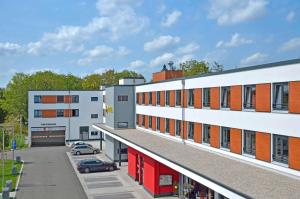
left=71, top=144, right=100, bottom=155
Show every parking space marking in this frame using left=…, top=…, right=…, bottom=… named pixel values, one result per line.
left=92, top=192, right=135, bottom=199
left=87, top=182, right=123, bottom=189
left=84, top=176, right=118, bottom=183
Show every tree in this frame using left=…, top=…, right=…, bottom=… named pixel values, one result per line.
left=0, top=88, right=6, bottom=123
left=82, top=74, right=102, bottom=90
left=209, top=61, right=224, bottom=72
left=180, top=60, right=210, bottom=77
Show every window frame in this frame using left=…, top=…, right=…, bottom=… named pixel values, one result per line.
left=272, top=82, right=289, bottom=112
left=272, top=134, right=288, bottom=165
left=156, top=91, right=161, bottom=106
left=91, top=114, right=98, bottom=118
left=243, top=130, right=256, bottom=157
left=165, top=91, right=170, bottom=106
left=188, top=89, right=194, bottom=107
left=57, top=95, right=64, bottom=103
left=203, top=88, right=210, bottom=108
left=72, top=95, right=79, bottom=103
left=220, top=127, right=230, bottom=150
left=91, top=131, right=98, bottom=136
left=175, top=90, right=181, bottom=106
left=142, top=115, right=145, bottom=127
left=187, top=122, right=194, bottom=141
left=56, top=109, right=64, bottom=117
left=149, top=116, right=152, bottom=128
left=142, top=93, right=145, bottom=104
left=91, top=97, right=98, bottom=101
left=243, top=85, right=256, bottom=110
left=220, top=87, right=230, bottom=109
left=156, top=117, right=160, bottom=131
left=34, top=110, right=42, bottom=118
left=165, top=118, right=170, bottom=134
left=202, top=124, right=210, bottom=145
left=148, top=92, right=152, bottom=105
left=34, top=95, right=42, bottom=103
left=72, top=109, right=79, bottom=117
left=175, top=120, right=181, bottom=137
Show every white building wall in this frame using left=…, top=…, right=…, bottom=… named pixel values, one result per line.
left=28, top=90, right=103, bottom=145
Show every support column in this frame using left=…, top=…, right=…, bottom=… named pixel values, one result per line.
left=118, top=141, right=121, bottom=167
left=99, top=131, right=103, bottom=151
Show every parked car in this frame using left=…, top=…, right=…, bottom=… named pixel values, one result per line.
left=71, top=141, right=92, bottom=148
left=77, top=158, right=117, bottom=173
left=71, top=144, right=100, bottom=155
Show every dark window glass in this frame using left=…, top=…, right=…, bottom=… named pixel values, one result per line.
left=188, top=122, right=194, bottom=140
left=156, top=91, right=160, bottom=105
left=243, top=130, right=256, bottom=156
left=203, top=88, right=210, bottom=107
left=56, top=109, right=64, bottom=117
left=203, top=124, right=210, bottom=144
left=165, top=118, right=170, bottom=133
left=166, top=91, right=170, bottom=106
left=176, top=90, right=181, bottom=106
left=142, top=93, right=145, bottom=104
left=118, top=95, right=128, bottom=101
left=57, top=95, right=64, bottom=103
left=72, top=95, right=79, bottom=103
left=34, top=110, right=42, bottom=118
left=156, top=117, right=160, bottom=131
left=91, top=114, right=98, bottom=118
left=273, top=134, right=288, bottom=164
left=175, top=120, right=181, bottom=136
left=149, top=116, right=152, bottom=128
left=243, top=85, right=256, bottom=109
left=91, top=97, right=98, bottom=101
left=188, top=89, right=194, bottom=107
left=91, top=131, right=98, bottom=136
left=273, top=83, right=289, bottom=111
left=72, top=109, right=79, bottom=117
left=221, top=87, right=230, bottom=108
left=221, top=127, right=230, bottom=149
left=34, top=95, right=42, bottom=103
left=142, top=115, right=145, bottom=126
left=148, top=92, right=152, bottom=104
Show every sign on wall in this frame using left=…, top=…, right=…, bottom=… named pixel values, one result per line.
left=106, top=105, right=113, bottom=113
left=159, top=175, right=172, bottom=186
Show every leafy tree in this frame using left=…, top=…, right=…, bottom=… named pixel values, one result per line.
left=180, top=60, right=210, bottom=77
left=209, top=61, right=224, bottom=72
left=82, top=74, right=102, bottom=90
left=0, top=88, right=6, bottom=123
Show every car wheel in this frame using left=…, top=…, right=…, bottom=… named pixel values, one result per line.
left=109, top=166, right=114, bottom=171
left=76, top=151, right=80, bottom=155
left=93, top=150, right=97, bottom=154
left=84, top=168, right=90, bottom=173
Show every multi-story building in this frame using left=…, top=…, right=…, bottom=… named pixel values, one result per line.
left=28, top=90, right=102, bottom=146
left=93, top=59, right=300, bottom=198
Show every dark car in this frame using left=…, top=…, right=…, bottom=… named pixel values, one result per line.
left=77, top=158, right=117, bottom=173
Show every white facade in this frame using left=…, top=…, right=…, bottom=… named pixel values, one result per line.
left=28, top=90, right=103, bottom=146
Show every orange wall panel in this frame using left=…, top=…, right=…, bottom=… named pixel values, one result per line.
left=160, top=117, right=165, bottom=133
left=42, top=110, right=56, bottom=118
left=289, top=137, right=300, bottom=171
left=230, top=86, right=242, bottom=111
left=152, top=116, right=156, bottom=131
left=230, top=128, right=242, bottom=154
left=145, top=115, right=149, bottom=128
left=210, top=125, right=220, bottom=148
left=64, top=95, right=72, bottom=103
left=182, top=90, right=188, bottom=108
left=170, top=90, right=175, bottom=107
left=169, top=119, right=175, bottom=136
left=182, top=121, right=187, bottom=139
left=138, top=114, right=142, bottom=127
left=152, top=92, right=156, bottom=106
left=160, top=91, right=165, bottom=106
left=289, top=81, right=300, bottom=113
left=210, top=87, right=220, bottom=109
left=256, top=83, right=271, bottom=112
left=145, top=93, right=149, bottom=105
left=42, top=96, right=57, bottom=104
left=194, top=123, right=202, bottom=143
left=194, top=89, right=202, bottom=109
left=256, top=132, right=271, bottom=162
left=64, top=109, right=71, bottom=117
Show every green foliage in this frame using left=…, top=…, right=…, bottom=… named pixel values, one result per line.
left=179, top=59, right=224, bottom=77
left=0, top=160, right=23, bottom=192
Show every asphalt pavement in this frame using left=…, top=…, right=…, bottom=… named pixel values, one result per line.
left=15, top=146, right=87, bottom=199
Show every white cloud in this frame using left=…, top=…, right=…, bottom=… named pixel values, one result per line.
left=161, top=10, right=182, bottom=27
left=149, top=53, right=175, bottom=67
left=144, top=35, right=180, bottom=52
left=208, top=0, right=268, bottom=25
left=157, top=4, right=166, bottom=14
left=176, top=42, right=200, bottom=54
left=0, top=42, right=22, bottom=55
left=240, top=52, right=268, bottom=66
left=129, top=60, right=145, bottom=69
left=280, top=37, right=300, bottom=51
left=177, top=54, right=194, bottom=64
left=216, top=33, right=253, bottom=48
left=117, top=46, right=131, bottom=56
left=77, top=45, right=114, bottom=65
left=286, top=11, right=295, bottom=22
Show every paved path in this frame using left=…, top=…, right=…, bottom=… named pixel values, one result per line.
left=16, top=146, right=87, bottom=199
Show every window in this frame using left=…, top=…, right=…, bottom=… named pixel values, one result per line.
left=91, top=131, right=98, bottom=136
left=221, top=87, right=230, bottom=108
left=188, top=122, right=194, bottom=140
left=149, top=116, right=152, bottom=128
left=273, top=82, right=288, bottom=111
left=221, top=127, right=230, bottom=149
left=203, top=88, right=210, bottom=108
left=188, top=89, right=194, bottom=107
left=142, top=93, right=145, bottom=104
left=118, top=95, right=128, bottom=101
left=243, top=85, right=256, bottom=109
left=118, top=122, right=128, bottom=128
left=72, top=95, right=79, bottom=103
left=56, top=109, right=64, bottom=117
left=175, top=90, right=181, bottom=106
left=34, top=95, right=42, bottom=103
left=72, top=109, right=79, bottom=117
left=142, top=115, right=145, bottom=127
left=103, top=110, right=105, bottom=117
left=136, top=94, right=139, bottom=103
left=57, top=95, right=64, bottom=103
left=136, top=115, right=138, bottom=125
left=148, top=92, right=152, bottom=104
left=156, top=117, right=160, bottom=131
left=175, top=120, right=181, bottom=137
left=165, top=91, right=170, bottom=106
left=156, top=91, right=161, bottom=105
left=34, top=110, right=42, bottom=118
left=273, top=134, right=288, bottom=164
left=91, top=97, right=98, bottom=101
left=103, top=95, right=105, bottom=103
left=203, top=124, right=210, bottom=144
left=91, top=114, right=98, bottom=118
left=165, top=118, right=170, bottom=134
left=243, top=130, right=256, bottom=156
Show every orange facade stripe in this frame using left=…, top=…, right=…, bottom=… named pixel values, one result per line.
left=194, top=89, right=202, bottom=109
left=230, top=85, right=242, bottom=111
left=256, top=83, right=271, bottom=112
left=256, top=132, right=271, bottom=162
left=289, top=81, right=300, bottom=113
left=210, top=125, right=220, bottom=148
left=41, top=96, right=57, bottom=103
left=230, top=128, right=242, bottom=154
left=194, top=123, right=202, bottom=143
left=210, top=87, right=220, bottom=110
left=42, top=110, right=56, bottom=118
left=170, top=90, right=175, bottom=107
left=289, top=137, right=300, bottom=171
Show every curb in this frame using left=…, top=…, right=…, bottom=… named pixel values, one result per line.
left=11, top=160, right=24, bottom=198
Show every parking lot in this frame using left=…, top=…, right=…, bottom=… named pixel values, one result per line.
left=67, top=146, right=154, bottom=199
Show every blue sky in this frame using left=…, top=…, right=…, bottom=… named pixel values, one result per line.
left=0, top=0, right=299, bottom=87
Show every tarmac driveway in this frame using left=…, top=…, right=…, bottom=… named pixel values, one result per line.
left=16, top=146, right=87, bottom=199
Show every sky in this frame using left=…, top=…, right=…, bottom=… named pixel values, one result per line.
left=0, top=0, right=300, bottom=87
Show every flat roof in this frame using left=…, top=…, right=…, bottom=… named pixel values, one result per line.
left=94, top=124, right=300, bottom=199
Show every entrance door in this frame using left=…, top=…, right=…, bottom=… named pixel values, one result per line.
left=79, top=126, right=89, bottom=140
